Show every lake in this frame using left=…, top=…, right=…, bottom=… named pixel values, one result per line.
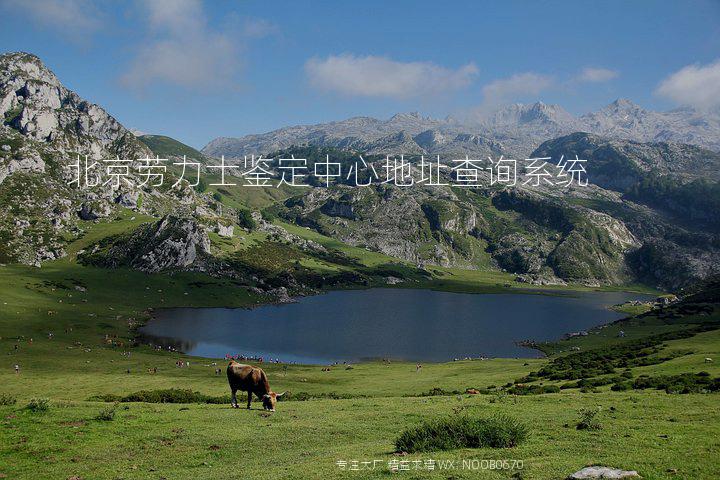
left=139, top=288, right=653, bottom=364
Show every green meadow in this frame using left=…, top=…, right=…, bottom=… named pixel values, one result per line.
left=1, top=216, right=719, bottom=480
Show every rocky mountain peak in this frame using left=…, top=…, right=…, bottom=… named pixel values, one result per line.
left=0, top=52, right=62, bottom=87
left=613, top=98, right=644, bottom=109
left=389, top=111, right=423, bottom=121
left=602, top=98, right=645, bottom=116
left=0, top=51, right=150, bottom=159
left=485, top=102, right=576, bottom=128
left=414, top=129, right=446, bottom=149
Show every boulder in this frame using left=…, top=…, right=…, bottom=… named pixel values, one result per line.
left=567, top=466, right=640, bottom=479
left=115, top=191, right=140, bottom=209
left=217, top=223, right=234, bottom=238
left=78, top=202, right=111, bottom=220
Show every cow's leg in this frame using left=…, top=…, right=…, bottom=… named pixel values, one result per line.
left=231, top=388, right=238, bottom=408
left=246, top=390, right=252, bottom=409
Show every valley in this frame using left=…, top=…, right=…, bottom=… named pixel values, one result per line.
left=1, top=50, right=719, bottom=479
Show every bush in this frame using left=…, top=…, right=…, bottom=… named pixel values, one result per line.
left=419, top=387, right=461, bottom=397
left=395, top=415, right=529, bottom=453
left=632, top=373, right=720, bottom=394
left=120, top=389, right=228, bottom=404
left=506, top=384, right=560, bottom=395
left=260, top=210, right=277, bottom=222
left=194, top=178, right=208, bottom=193
left=26, top=397, right=50, bottom=412
left=89, top=389, right=229, bottom=404
left=611, top=382, right=631, bottom=391
left=237, top=209, right=257, bottom=230
left=89, top=389, right=361, bottom=404
left=576, top=407, right=602, bottom=430
left=529, top=329, right=707, bottom=383
left=0, top=393, right=17, bottom=406
left=96, top=403, right=118, bottom=421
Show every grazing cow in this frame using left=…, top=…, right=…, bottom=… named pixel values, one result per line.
left=227, top=361, right=286, bottom=411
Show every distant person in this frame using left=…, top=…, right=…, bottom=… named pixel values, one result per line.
left=416, top=364, right=422, bottom=372
left=14, top=364, right=20, bottom=374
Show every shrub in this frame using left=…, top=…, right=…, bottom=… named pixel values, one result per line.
left=96, top=403, right=118, bottom=421
left=419, top=387, right=461, bottom=397
left=89, top=388, right=365, bottom=404
left=120, top=389, right=226, bottom=404
left=632, top=373, right=720, bottom=394
left=576, top=407, right=602, bottom=430
left=194, top=178, right=208, bottom=193
left=395, top=415, right=529, bottom=453
left=506, top=384, right=560, bottom=395
left=611, top=382, right=631, bottom=391
left=26, top=397, right=50, bottom=412
left=529, top=328, right=708, bottom=383
left=260, top=210, right=277, bottom=222
left=237, top=209, right=257, bottom=231
left=0, top=393, right=17, bottom=406
left=287, top=391, right=312, bottom=401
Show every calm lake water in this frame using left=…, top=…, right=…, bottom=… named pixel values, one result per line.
left=139, top=288, right=653, bottom=364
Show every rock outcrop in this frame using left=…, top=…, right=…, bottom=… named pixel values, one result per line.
left=80, top=215, right=211, bottom=273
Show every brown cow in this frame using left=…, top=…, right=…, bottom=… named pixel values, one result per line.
left=226, top=361, right=286, bottom=411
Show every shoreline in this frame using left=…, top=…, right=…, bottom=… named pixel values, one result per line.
left=135, top=286, right=653, bottom=365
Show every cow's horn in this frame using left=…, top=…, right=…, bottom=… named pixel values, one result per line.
left=276, top=391, right=287, bottom=398
left=262, top=394, right=270, bottom=399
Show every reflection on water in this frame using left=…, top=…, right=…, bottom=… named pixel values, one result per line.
left=141, top=333, right=197, bottom=353
left=139, top=288, right=652, bottom=364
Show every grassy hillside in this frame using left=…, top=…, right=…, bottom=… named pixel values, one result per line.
left=1, top=199, right=719, bottom=480
left=138, top=134, right=208, bottom=162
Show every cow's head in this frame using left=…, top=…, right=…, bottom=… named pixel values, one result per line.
left=262, top=391, right=286, bottom=411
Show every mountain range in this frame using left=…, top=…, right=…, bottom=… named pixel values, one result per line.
left=1, top=51, right=719, bottom=294
left=203, top=100, right=720, bottom=159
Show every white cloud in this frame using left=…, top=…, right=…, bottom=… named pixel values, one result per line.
left=241, top=17, right=279, bottom=39
left=481, top=72, right=554, bottom=107
left=577, top=67, right=619, bottom=83
left=0, top=0, right=103, bottom=40
left=305, top=54, right=478, bottom=98
left=657, top=59, right=720, bottom=110
left=121, top=0, right=243, bottom=91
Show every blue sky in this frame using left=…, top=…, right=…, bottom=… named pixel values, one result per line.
left=1, top=0, right=719, bottom=149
